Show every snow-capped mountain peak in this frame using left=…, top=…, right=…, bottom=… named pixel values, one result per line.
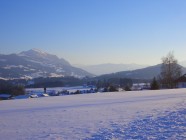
left=19, top=48, right=49, bottom=58
left=0, top=49, right=93, bottom=79
left=19, top=49, right=71, bottom=66
left=30, top=48, right=47, bottom=55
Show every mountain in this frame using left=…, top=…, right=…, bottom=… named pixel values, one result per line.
left=0, top=49, right=93, bottom=79
left=19, top=49, right=70, bottom=66
left=75, top=63, right=148, bottom=75
left=96, top=64, right=186, bottom=80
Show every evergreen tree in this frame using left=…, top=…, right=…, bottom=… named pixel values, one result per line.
left=109, top=85, right=118, bottom=92
left=124, top=85, right=131, bottom=91
left=150, top=77, right=159, bottom=90
left=0, top=84, right=25, bottom=96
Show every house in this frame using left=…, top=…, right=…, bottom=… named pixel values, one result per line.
left=0, top=94, right=13, bottom=100
left=14, top=95, right=30, bottom=99
left=29, top=94, right=39, bottom=98
left=176, top=74, right=186, bottom=88
left=131, top=83, right=150, bottom=91
left=48, top=90, right=59, bottom=96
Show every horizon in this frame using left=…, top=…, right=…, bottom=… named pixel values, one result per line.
left=1, top=48, right=186, bottom=67
left=1, top=0, right=186, bottom=65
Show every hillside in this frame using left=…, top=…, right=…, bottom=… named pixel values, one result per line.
left=76, top=63, right=147, bottom=75
left=97, top=64, right=186, bottom=80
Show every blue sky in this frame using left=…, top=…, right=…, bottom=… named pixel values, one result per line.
left=0, top=0, right=186, bottom=65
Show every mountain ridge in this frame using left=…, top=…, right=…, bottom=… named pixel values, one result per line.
left=75, top=63, right=148, bottom=75
left=19, top=49, right=71, bottom=66
left=0, top=49, right=93, bottom=79
left=1, top=49, right=186, bottom=80
left=96, top=64, right=186, bottom=80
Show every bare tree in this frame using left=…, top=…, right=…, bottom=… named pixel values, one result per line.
left=159, top=52, right=182, bottom=88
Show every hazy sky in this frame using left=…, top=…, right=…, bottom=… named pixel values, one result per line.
left=0, top=0, right=186, bottom=65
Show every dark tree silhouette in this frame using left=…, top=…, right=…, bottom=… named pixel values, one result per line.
left=150, top=77, right=159, bottom=90
left=159, top=52, right=182, bottom=89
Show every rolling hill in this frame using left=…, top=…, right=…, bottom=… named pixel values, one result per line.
left=75, top=63, right=148, bottom=75
left=97, top=64, right=186, bottom=80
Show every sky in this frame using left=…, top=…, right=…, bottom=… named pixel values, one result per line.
left=0, top=0, right=186, bottom=65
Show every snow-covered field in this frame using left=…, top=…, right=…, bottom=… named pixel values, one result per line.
left=0, top=89, right=186, bottom=140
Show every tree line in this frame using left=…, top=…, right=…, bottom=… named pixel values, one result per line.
left=0, top=81, right=25, bottom=96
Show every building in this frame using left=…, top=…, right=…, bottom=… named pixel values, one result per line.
left=131, top=83, right=150, bottom=91
left=0, top=94, right=13, bottom=100
left=176, top=74, right=186, bottom=88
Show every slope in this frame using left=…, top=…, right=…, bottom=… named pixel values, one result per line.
left=97, top=64, right=186, bottom=80
left=76, top=63, right=148, bottom=75
left=0, top=89, right=185, bottom=139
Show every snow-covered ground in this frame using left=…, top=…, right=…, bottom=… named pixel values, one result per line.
left=0, top=89, right=186, bottom=140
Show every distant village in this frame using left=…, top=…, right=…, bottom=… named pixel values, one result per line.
left=1, top=73, right=186, bottom=101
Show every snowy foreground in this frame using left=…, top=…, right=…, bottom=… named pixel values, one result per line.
left=0, top=89, right=186, bottom=140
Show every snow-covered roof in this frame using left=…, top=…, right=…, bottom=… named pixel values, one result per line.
left=0, top=94, right=12, bottom=98
left=132, top=83, right=150, bottom=86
